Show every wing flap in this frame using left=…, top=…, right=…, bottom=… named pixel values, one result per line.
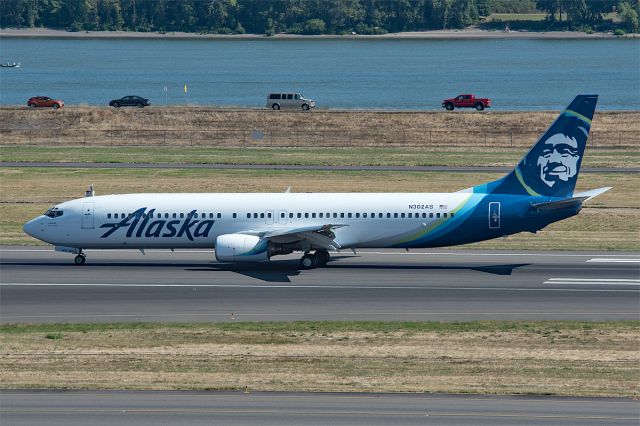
left=238, top=224, right=347, bottom=250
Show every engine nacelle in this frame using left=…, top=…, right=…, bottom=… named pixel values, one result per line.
left=215, top=234, right=269, bottom=262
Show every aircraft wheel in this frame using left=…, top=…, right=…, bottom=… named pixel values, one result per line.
left=74, top=254, right=86, bottom=265
left=314, top=250, right=330, bottom=266
left=300, top=254, right=315, bottom=269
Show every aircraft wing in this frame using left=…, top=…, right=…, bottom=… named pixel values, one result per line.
left=239, top=224, right=348, bottom=250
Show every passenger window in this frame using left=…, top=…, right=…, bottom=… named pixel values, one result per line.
left=436, top=213, right=441, bottom=218
left=172, top=213, right=177, bottom=219
left=355, top=213, right=360, bottom=218
left=305, top=213, right=309, bottom=218
left=254, top=213, right=259, bottom=219
left=247, top=213, right=251, bottom=219
left=107, top=213, right=111, bottom=219
left=287, top=94, right=293, bottom=100
left=297, top=213, right=302, bottom=218
left=348, top=213, right=352, bottom=218
left=209, top=213, right=214, bottom=219
left=429, top=213, right=433, bottom=218
left=387, top=213, right=391, bottom=218
left=408, top=213, right=412, bottom=218
left=165, top=213, right=169, bottom=219
left=289, top=213, right=294, bottom=218
left=422, top=213, right=426, bottom=218
left=260, top=213, right=264, bottom=219
left=451, top=212, right=455, bottom=218
left=363, top=213, right=367, bottom=218
left=233, top=213, right=237, bottom=218
left=340, top=213, right=345, bottom=218
left=401, top=213, right=406, bottom=218
left=267, top=212, right=272, bottom=218
left=295, top=94, right=299, bottom=99
left=444, top=213, right=448, bottom=218
left=333, top=213, right=337, bottom=218
left=319, top=213, right=323, bottom=218
left=270, top=94, right=280, bottom=99
left=394, top=213, right=398, bottom=218
left=281, top=212, right=285, bottom=218
left=312, top=213, right=316, bottom=218
left=281, top=94, right=286, bottom=99
left=180, top=213, right=185, bottom=218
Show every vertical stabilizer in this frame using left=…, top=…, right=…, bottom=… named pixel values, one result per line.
left=490, top=95, right=598, bottom=198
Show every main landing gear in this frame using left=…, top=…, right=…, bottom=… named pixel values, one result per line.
left=74, top=250, right=86, bottom=265
left=300, top=250, right=330, bottom=270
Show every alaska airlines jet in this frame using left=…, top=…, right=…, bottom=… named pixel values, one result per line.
left=23, top=95, right=609, bottom=269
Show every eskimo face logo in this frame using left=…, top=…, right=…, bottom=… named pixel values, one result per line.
left=536, top=133, right=580, bottom=187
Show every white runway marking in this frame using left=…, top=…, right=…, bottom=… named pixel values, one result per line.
left=586, top=258, right=640, bottom=263
left=1, top=282, right=638, bottom=292
left=545, top=278, right=640, bottom=286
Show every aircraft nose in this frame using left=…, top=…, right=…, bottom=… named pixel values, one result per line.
left=23, top=217, right=41, bottom=238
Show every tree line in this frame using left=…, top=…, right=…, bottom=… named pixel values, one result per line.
left=1, top=0, right=638, bottom=35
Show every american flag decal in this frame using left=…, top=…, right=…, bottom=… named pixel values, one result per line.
left=439, top=204, right=447, bottom=209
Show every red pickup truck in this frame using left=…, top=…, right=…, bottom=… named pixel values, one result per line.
left=442, top=94, right=491, bottom=111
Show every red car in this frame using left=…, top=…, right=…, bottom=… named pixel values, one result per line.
left=442, top=94, right=491, bottom=111
left=27, top=96, right=64, bottom=109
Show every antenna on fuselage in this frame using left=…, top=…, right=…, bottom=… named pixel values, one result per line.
left=85, top=184, right=95, bottom=197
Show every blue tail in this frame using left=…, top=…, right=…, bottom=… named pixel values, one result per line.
left=486, top=95, right=598, bottom=198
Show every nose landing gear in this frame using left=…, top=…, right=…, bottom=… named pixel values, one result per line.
left=74, top=250, right=86, bottom=265
left=300, top=250, right=330, bottom=269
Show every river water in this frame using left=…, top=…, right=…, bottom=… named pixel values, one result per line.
left=0, top=37, right=638, bottom=110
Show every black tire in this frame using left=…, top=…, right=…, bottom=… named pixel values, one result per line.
left=475, top=103, right=485, bottom=111
left=301, top=104, right=309, bottom=111
left=52, top=103, right=60, bottom=109
left=272, top=103, right=280, bottom=110
left=74, top=255, right=86, bottom=265
left=28, top=103, right=37, bottom=108
left=314, top=250, right=330, bottom=266
left=300, top=254, right=315, bottom=269
left=445, top=103, right=454, bottom=111
left=113, top=102, right=120, bottom=108
left=137, top=102, right=144, bottom=108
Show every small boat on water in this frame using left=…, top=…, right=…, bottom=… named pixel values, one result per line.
left=1, top=62, right=20, bottom=68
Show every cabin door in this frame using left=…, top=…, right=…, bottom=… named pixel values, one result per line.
left=81, top=202, right=95, bottom=229
left=488, top=202, right=500, bottom=229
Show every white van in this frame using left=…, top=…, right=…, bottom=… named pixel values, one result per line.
left=266, top=93, right=315, bottom=110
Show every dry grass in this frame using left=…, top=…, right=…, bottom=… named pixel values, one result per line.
left=1, top=167, right=638, bottom=249
left=0, top=107, right=637, bottom=148
left=1, top=322, right=638, bottom=396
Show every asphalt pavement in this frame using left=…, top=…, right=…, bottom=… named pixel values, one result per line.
left=1, top=247, right=638, bottom=323
left=1, top=390, right=638, bottom=426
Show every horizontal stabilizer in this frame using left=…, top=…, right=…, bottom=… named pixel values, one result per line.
left=572, top=186, right=612, bottom=201
left=529, top=187, right=610, bottom=213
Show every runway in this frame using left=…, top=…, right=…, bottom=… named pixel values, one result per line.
left=1, top=390, right=638, bottom=426
left=1, top=247, right=638, bottom=323
left=1, top=161, right=638, bottom=173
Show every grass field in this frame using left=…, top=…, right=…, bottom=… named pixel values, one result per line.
left=2, top=145, right=639, bottom=168
left=1, top=321, right=638, bottom=396
left=2, top=167, right=638, bottom=250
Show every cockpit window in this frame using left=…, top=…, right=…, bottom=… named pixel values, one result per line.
left=44, top=207, right=63, bottom=218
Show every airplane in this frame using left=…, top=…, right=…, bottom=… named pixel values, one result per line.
left=23, top=95, right=609, bottom=269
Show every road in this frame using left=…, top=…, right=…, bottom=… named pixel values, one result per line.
left=1, top=247, right=638, bottom=323
left=1, top=390, right=638, bottom=426
left=1, top=161, right=638, bottom=173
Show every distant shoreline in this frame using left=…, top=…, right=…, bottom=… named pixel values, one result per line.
left=1, top=27, right=634, bottom=40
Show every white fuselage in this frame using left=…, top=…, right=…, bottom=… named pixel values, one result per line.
left=24, top=192, right=475, bottom=250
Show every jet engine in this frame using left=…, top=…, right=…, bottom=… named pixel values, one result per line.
left=215, top=234, right=293, bottom=262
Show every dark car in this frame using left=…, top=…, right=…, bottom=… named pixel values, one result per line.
left=109, top=95, right=150, bottom=108
left=27, top=96, right=64, bottom=109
